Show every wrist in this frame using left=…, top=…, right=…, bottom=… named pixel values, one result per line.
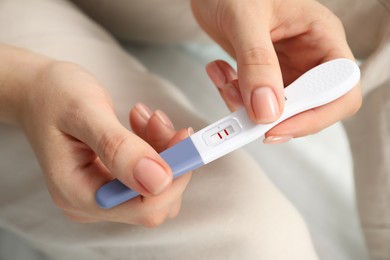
left=0, top=44, right=54, bottom=126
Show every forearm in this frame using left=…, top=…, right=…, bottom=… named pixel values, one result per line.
left=0, top=44, right=52, bottom=126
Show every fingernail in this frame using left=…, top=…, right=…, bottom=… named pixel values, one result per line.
left=134, top=158, right=171, bottom=195
left=155, top=110, right=174, bottom=129
left=224, top=82, right=243, bottom=108
left=135, top=103, right=153, bottom=121
left=251, top=87, right=280, bottom=123
left=207, top=62, right=226, bottom=88
left=188, top=127, right=194, bottom=136
left=263, top=135, right=293, bottom=144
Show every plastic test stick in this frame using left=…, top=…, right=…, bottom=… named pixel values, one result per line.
left=96, top=58, right=360, bottom=209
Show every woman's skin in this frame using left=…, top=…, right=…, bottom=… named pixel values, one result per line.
left=0, top=0, right=361, bottom=226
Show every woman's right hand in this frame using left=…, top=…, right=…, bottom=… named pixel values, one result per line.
left=192, top=0, right=362, bottom=142
left=17, top=60, right=192, bottom=226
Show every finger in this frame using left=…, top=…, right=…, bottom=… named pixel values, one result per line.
left=206, top=60, right=243, bottom=111
left=206, top=60, right=237, bottom=89
left=223, top=80, right=244, bottom=111
left=134, top=128, right=193, bottom=223
left=131, top=104, right=177, bottom=152
left=167, top=127, right=194, bottom=148
left=217, top=80, right=244, bottom=112
left=129, top=102, right=153, bottom=141
left=228, top=8, right=284, bottom=124
left=264, top=85, right=362, bottom=143
left=134, top=169, right=192, bottom=227
left=132, top=127, right=192, bottom=224
left=96, top=128, right=193, bottom=225
left=40, top=129, right=114, bottom=209
left=206, top=61, right=243, bottom=111
left=61, top=104, right=173, bottom=197
left=146, top=110, right=176, bottom=152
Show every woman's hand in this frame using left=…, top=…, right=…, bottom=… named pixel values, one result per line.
left=18, top=60, right=192, bottom=226
left=191, top=0, right=362, bottom=143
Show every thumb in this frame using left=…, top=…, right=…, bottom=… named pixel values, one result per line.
left=230, top=17, right=284, bottom=123
left=64, top=107, right=172, bottom=197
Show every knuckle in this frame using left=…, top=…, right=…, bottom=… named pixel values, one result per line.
left=52, top=195, right=72, bottom=211
left=64, top=212, right=95, bottom=223
left=341, top=86, right=363, bottom=118
left=49, top=183, right=90, bottom=213
left=240, top=47, right=275, bottom=67
left=139, top=212, right=167, bottom=228
left=168, top=206, right=181, bottom=220
left=168, top=210, right=180, bottom=220
left=347, top=93, right=363, bottom=116
left=331, top=15, right=344, bottom=29
left=48, top=177, right=86, bottom=212
left=97, top=131, right=127, bottom=170
left=322, top=8, right=343, bottom=28
left=64, top=213, right=82, bottom=223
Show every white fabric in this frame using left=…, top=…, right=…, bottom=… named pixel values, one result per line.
left=2, top=0, right=389, bottom=259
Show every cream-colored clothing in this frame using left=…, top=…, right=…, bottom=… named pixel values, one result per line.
left=0, top=0, right=388, bottom=259
left=318, top=1, right=390, bottom=259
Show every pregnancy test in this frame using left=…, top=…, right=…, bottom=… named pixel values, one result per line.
left=96, top=58, right=360, bottom=209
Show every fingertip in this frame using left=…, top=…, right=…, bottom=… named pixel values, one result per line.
left=206, top=60, right=237, bottom=89
left=238, top=61, right=285, bottom=123
left=206, top=61, right=227, bottom=89
left=223, top=80, right=244, bottom=111
left=133, top=126, right=193, bottom=197
left=187, top=127, right=194, bottom=136
left=233, top=35, right=284, bottom=123
left=145, top=111, right=176, bottom=152
left=130, top=103, right=153, bottom=138
left=263, top=135, right=293, bottom=145
left=250, top=86, right=281, bottom=124
left=154, top=110, right=174, bottom=130
left=133, top=157, right=172, bottom=196
left=167, top=127, right=194, bottom=148
left=133, top=103, right=153, bottom=122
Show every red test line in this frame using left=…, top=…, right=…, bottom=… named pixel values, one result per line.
left=218, top=132, right=222, bottom=139
left=224, top=129, right=229, bottom=136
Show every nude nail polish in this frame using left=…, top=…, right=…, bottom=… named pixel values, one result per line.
left=133, top=158, right=171, bottom=195
left=207, top=62, right=226, bottom=89
left=251, top=87, right=279, bottom=123
left=155, top=110, right=174, bottom=129
left=135, top=103, right=153, bottom=121
left=263, top=135, right=293, bottom=144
